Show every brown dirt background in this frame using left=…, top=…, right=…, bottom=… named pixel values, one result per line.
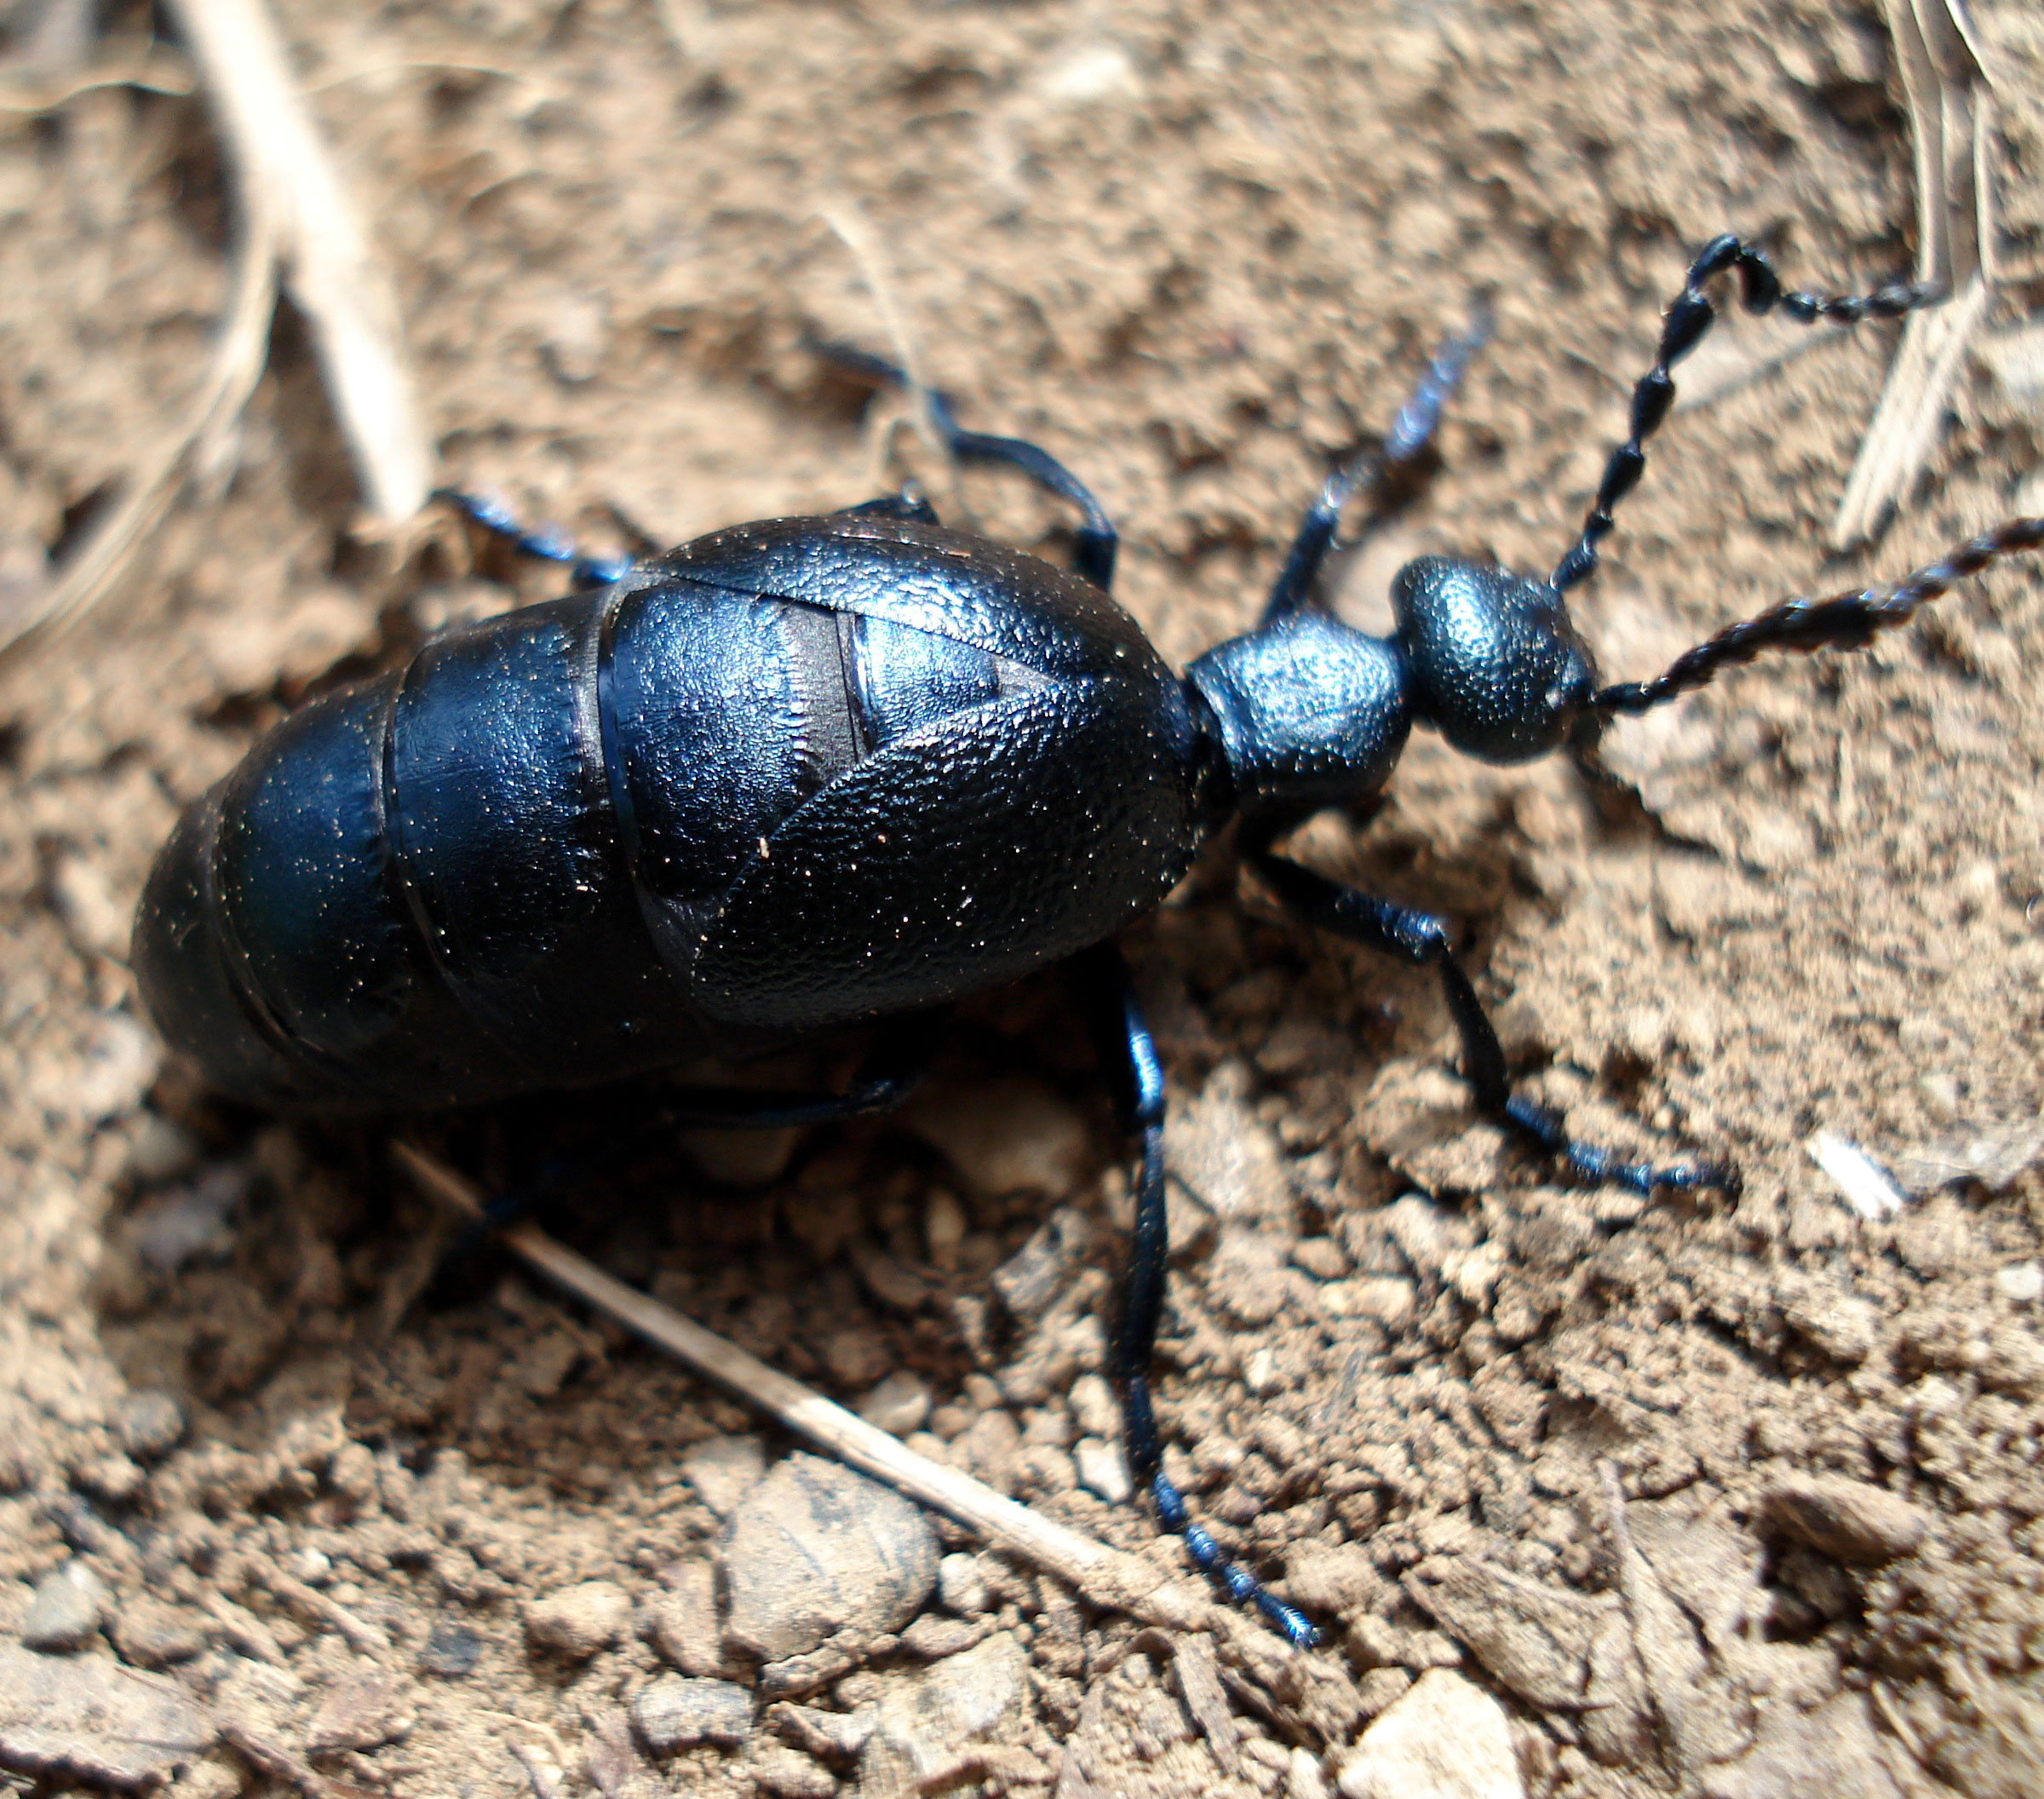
left=3, top=0, right=2043, bottom=1794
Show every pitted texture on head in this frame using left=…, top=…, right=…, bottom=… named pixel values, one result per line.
left=1392, top=557, right=1598, bottom=765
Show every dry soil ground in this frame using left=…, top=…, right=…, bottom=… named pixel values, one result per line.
left=2, top=2, right=2043, bottom=1796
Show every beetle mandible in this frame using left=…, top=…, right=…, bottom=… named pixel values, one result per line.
left=135, top=235, right=2044, bottom=1645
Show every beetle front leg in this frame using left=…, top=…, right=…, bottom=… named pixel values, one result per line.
left=1072, top=944, right=1320, bottom=1648
left=1260, top=303, right=1492, bottom=627
left=1249, top=852, right=1729, bottom=1195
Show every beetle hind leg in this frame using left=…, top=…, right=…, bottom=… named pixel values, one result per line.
left=818, top=342, right=1118, bottom=590
left=453, top=1013, right=944, bottom=1262
left=1076, top=944, right=1321, bottom=1648
left=434, top=487, right=638, bottom=592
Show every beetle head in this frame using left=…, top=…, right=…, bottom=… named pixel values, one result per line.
left=1392, top=555, right=1599, bottom=765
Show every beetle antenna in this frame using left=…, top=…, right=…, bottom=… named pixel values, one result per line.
left=1552, top=236, right=1940, bottom=596
left=1588, top=517, right=2044, bottom=716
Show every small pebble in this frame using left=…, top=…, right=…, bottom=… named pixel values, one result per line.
left=110, top=1595, right=209, bottom=1669
left=720, top=1455, right=939, bottom=1662
left=936, top=1553, right=990, bottom=1617
left=1324, top=1276, right=1417, bottom=1331
left=305, top=1671, right=414, bottom=1755
left=114, top=1389, right=186, bottom=1461
left=1915, top=1071, right=1961, bottom=1128
left=72, top=1454, right=145, bottom=1505
left=1291, top=1237, right=1348, bottom=1280
left=130, top=1164, right=246, bottom=1271
left=1243, top=1346, right=1283, bottom=1395
left=989, top=1208, right=1088, bottom=1321
left=644, top=1561, right=725, bottom=1677
left=770, top=1701, right=876, bottom=1761
left=858, top=1633, right=1026, bottom=1793
left=0, top=1641, right=215, bottom=1786
left=22, top=1562, right=106, bottom=1652
left=682, top=1434, right=766, bottom=1517
left=1336, top=1669, right=1523, bottom=1799
left=1760, top=1473, right=1930, bottom=1566
left=1995, top=1261, right=2044, bottom=1305
left=1069, top=1373, right=1117, bottom=1440
left=857, top=1371, right=932, bottom=1436
left=822, top=1327, right=892, bottom=1388
left=750, top=1746, right=839, bottom=1798
left=680, top=1123, right=801, bottom=1187
left=1164, top=1062, right=1292, bottom=1219
left=898, top=1613, right=981, bottom=1659
left=1074, top=1436, right=1133, bottom=1504
left=524, top=1580, right=632, bottom=1659
left=124, top=1114, right=202, bottom=1186
left=418, top=1618, right=483, bottom=1678
left=541, top=290, right=608, bottom=384
left=909, top=1075, right=1089, bottom=1199
left=288, top=1548, right=332, bottom=1586
left=1289, top=1745, right=1332, bottom=1799
left=632, top=1674, right=751, bottom=1754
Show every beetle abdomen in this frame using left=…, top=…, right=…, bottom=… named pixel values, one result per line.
left=135, top=514, right=1204, bottom=1110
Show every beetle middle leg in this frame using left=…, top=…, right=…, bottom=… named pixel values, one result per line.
left=1245, top=840, right=1725, bottom=1194
left=1073, top=942, right=1320, bottom=1647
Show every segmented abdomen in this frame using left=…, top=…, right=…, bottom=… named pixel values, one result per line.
left=135, top=576, right=1003, bottom=1108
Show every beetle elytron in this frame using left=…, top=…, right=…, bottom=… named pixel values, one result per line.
left=135, top=237, right=2043, bottom=1643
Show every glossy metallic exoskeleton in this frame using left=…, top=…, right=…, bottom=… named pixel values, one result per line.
left=134, top=237, right=2044, bottom=1645
left=136, top=514, right=1204, bottom=1111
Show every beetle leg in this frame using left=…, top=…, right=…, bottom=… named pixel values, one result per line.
left=433, top=487, right=637, bottom=592
left=1259, top=302, right=1490, bottom=628
left=1073, top=943, right=1320, bottom=1648
left=818, top=342, right=1119, bottom=589
left=651, top=1009, right=944, bottom=1131
left=1249, top=851, right=1731, bottom=1196
left=456, top=1014, right=944, bottom=1258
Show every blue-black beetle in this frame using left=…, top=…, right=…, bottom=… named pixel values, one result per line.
left=133, top=237, right=2043, bottom=1643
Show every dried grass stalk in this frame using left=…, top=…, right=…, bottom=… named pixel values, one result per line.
left=0, top=0, right=428, bottom=666
left=167, top=0, right=428, bottom=521
left=393, top=1141, right=1222, bottom=1640
left=1831, top=0, right=1996, bottom=548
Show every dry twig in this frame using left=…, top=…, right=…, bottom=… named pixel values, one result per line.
left=0, top=109, right=275, bottom=664
left=0, top=0, right=428, bottom=665
left=167, top=0, right=428, bottom=520
left=818, top=198, right=962, bottom=513
left=393, top=1141, right=1220, bottom=1639
left=1832, top=0, right=1996, bottom=548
